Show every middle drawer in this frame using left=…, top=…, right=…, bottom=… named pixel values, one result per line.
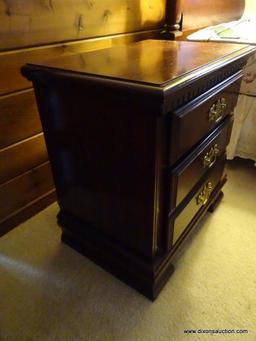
left=169, top=115, right=232, bottom=213
left=168, top=156, right=226, bottom=249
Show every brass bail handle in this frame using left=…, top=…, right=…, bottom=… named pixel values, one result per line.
left=203, top=144, right=219, bottom=168
left=196, top=182, right=213, bottom=206
left=209, top=98, right=227, bottom=123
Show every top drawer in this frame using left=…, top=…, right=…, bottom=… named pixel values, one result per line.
left=169, top=73, right=241, bottom=165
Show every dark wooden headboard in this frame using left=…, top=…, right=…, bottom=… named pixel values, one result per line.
left=181, top=0, right=245, bottom=31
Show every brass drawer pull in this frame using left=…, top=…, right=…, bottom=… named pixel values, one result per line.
left=208, top=98, right=227, bottom=123
left=203, top=144, right=219, bottom=168
left=196, top=182, right=213, bottom=206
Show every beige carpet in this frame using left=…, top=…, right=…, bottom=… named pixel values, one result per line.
left=0, top=159, right=255, bottom=341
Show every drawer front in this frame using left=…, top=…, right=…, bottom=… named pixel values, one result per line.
left=169, top=116, right=232, bottom=212
left=169, top=76, right=240, bottom=165
left=169, top=157, right=225, bottom=247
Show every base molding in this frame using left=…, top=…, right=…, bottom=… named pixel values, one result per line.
left=58, top=210, right=175, bottom=300
left=208, top=191, right=224, bottom=213
left=58, top=180, right=225, bottom=300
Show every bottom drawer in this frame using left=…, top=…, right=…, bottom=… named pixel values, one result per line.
left=168, top=157, right=226, bottom=248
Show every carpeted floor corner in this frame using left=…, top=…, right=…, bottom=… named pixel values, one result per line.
left=0, top=158, right=255, bottom=341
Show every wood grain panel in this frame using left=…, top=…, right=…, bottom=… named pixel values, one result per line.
left=0, top=189, right=56, bottom=237
left=0, top=0, right=165, bottom=51
left=0, top=30, right=159, bottom=95
left=0, top=161, right=54, bottom=222
left=0, top=90, right=42, bottom=147
left=0, top=134, right=48, bottom=184
left=182, top=0, right=245, bottom=30
left=0, top=40, right=112, bottom=95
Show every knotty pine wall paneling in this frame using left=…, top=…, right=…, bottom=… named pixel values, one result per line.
left=0, top=0, right=165, bottom=51
left=0, top=0, right=165, bottom=236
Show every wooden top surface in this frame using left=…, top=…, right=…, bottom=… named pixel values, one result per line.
left=27, top=40, right=254, bottom=86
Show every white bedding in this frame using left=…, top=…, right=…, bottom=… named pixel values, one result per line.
left=187, top=19, right=256, bottom=45
left=187, top=20, right=256, bottom=162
